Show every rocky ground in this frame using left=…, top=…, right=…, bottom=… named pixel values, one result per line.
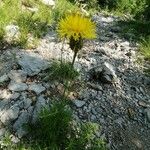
left=0, top=13, right=150, bottom=149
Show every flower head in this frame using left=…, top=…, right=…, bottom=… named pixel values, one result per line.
left=57, top=13, right=96, bottom=41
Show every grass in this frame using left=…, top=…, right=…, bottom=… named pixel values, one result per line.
left=140, top=37, right=150, bottom=61
left=139, top=37, right=150, bottom=75
left=43, top=61, right=79, bottom=82
left=0, top=0, right=77, bottom=48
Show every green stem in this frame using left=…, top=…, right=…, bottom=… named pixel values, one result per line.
left=71, top=50, right=78, bottom=67
left=62, top=80, right=69, bottom=100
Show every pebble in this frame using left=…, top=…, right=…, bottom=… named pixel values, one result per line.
left=0, top=74, right=9, bottom=83
left=73, top=100, right=86, bottom=108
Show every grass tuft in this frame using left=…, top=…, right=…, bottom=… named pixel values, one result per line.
left=45, top=61, right=79, bottom=82
left=140, top=37, right=150, bottom=61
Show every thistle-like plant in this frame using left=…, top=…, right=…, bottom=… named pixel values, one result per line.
left=57, top=13, right=96, bottom=66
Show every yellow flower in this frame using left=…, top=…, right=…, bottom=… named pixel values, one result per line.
left=57, top=13, right=96, bottom=41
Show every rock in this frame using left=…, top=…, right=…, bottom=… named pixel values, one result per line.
left=91, top=115, right=96, bottom=121
left=145, top=108, right=150, bottom=122
left=87, top=82, right=103, bottom=91
left=0, top=128, right=6, bottom=138
left=32, top=95, right=47, bottom=123
left=1, top=105, right=19, bottom=125
left=8, top=70, right=27, bottom=83
left=91, top=62, right=117, bottom=83
left=23, top=98, right=32, bottom=109
left=18, top=53, right=49, bottom=76
left=13, top=97, right=32, bottom=110
left=114, top=117, right=124, bottom=127
left=121, top=41, right=130, bottom=47
left=41, top=0, right=55, bottom=6
left=10, top=92, right=20, bottom=100
left=28, top=83, right=46, bottom=95
left=0, top=89, right=12, bottom=99
left=73, top=100, right=86, bottom=108
left=13, top=111, right=30, bottom=138
left=8, top=81, right=28, bottom=92
left=0, top=100, right=10, bottom=116
left=138, top=100, right=150, bottom=108
left=5, top=24, right=20, bottom=42
left=11, top=135, right=20, bottom=143
left=0, top=74, right=9, bottom=83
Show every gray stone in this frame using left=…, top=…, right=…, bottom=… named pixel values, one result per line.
left=91, top=115, right=96, bottom=121
left=10, top=93, right=20, bottom=100
left=27, top=106, right=34, bottom=116
left=138, top=100, right=150, bottom=108
left=32, top=95, right=47, bottom=123
left=145, top=108, right=150, bottom=122
left=0, top=74, right=9, bottom=83
left=14, top=98, right=30, bottom=110
left=0, top=128, right=6, bottom=138
left=1, top=105, right=19, bottom=125
left=18, top=53, right=49, bottom=76
left=8, top=81, right=28, bottom=92
left=91, top=62, right=117, bottom=83
left=28, top=83, right=46, bottom=95
left=87, top=82, right=103, bottom=91
left=13, top=111, right=30, bottom=138
left=23, top=98, right=32, bottom=109
left=0, top=100, right=10, bottom=116
left=8, top=70, right=27, bottom=83
left=114, top=117, right=124, bottom=127
left=73, top=100, right=86, bottom=108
